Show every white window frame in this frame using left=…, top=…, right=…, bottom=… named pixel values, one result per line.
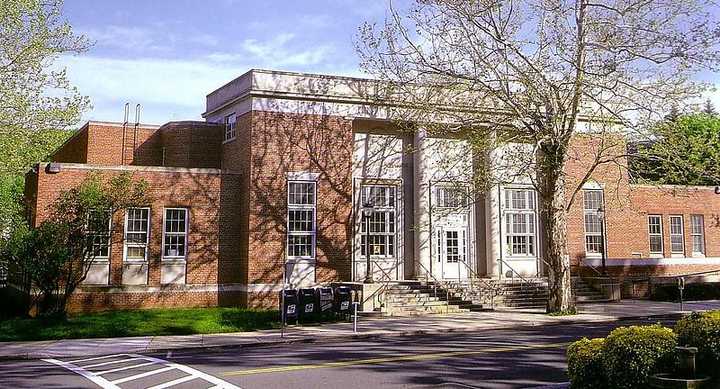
left=648, top=215, right=664, bottom=256
left=86, top=210, right=112, bottom=262
left=287, top=181, right=316, bottom=260
left=124, top=207, right=150, bottom=262
left=503, top=188, right=537, bottom=258
left=360, top=184, right=397, bottom=259
left=582, top=190, right=605, bottom=257
left=435, top=185, right=467, bottom=209
left=224, top=112, right=237, bottom=142
left=162, top=208, right=189, bottom=261
left=690, top=214, right=705, bottom=256
left=669, top=215, right=685, bottom=256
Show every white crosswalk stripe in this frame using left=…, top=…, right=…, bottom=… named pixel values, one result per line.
left=43, top=353, right=241, bottom=389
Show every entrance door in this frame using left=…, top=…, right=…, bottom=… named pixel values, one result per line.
left=438, top=228, right=468, bottom=280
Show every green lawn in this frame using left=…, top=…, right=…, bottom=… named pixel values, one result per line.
left=0, top=307, right=283, bottom=342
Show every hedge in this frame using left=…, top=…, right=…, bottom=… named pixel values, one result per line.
left=602, top=325, right=677, bottom=388
left=675, top=311, right=720, bottom=377
left=567, top=337, right=606, bottom=389
left=650, top=282, right=720, bottom=302
left=567, top=324, right=678, bottom=389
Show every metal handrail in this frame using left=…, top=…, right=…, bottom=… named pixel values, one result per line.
left=416, top=260, right=451, bottom=314
left=496, top=258, right=540, bottom=293
left=455, top=257, right=500, bottom=309
left=361, top=260, right=399, bottom=308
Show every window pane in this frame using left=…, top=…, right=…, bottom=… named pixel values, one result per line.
left=650, top=236, right=663, bottom=253
left=583, top=190, right=603, bottom=211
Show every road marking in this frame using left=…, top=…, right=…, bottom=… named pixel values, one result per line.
left=146, top=374, right=198, bottom=389
left=223, top=342, right=570, bottom=376
left=43, top=358, right=121, bottom=389
left=110, top=366, right=175, bottom=384
left=95, top=361, right=158, bottom=375
left=44, top=353, right=242, bottom=389
left=82, top=357, right=143, bottom=369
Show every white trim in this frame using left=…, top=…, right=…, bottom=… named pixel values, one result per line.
left=648, top=214, right=664, bottom=255
left=123, top=207, right=150, bottom=262
left=40, top=162, right=229, bottom=175
left=582, top=257, right=720, bottom=266
left=286, top=171, right=320, bottom=181
left=75, top=282, right=291, bottom=294
left=161, top=207, right=189, bottom=261
left=669, top=215, right=685, bottom=255
left=286, top=180, right=317, bottom=260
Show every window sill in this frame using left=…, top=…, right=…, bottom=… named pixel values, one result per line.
left=649, top=253, right=664, bottom=258
left=691, top=253, right=706, bottom=258
left=222, top=137, right=237, bottom=145
left=503, top=256, right=537, bottom=261
left=162, top=258, right=187, bottom=263
left=671, top=253, right=685, bottom=258
left=88, top=258, right=110, bottom=263
left=123, top=260, right=148, bottom=265
left=584, top=253, right=602, bottom=259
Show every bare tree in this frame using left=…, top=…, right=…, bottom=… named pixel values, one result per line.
left=356, top=0, right=720, bottom=312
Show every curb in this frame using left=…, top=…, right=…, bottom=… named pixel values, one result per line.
left=0, top=311, right=692, bottom=362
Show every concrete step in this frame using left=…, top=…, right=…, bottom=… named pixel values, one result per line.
left=386, top=295, right=442, bottom=303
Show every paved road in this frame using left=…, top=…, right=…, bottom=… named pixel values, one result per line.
left=0, top=316, right=677, bottom=389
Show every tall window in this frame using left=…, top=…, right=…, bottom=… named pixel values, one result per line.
left=669, top=215, right=685, bottom=255
left=691, top=215, right=705, bottom=255
left=125, top=208, right=150, bottom=261
left=224, top=113, right=237, bottom=141
left=583, top=190, right=604, bottom=255
left=436, top=186, right=466, bottom=208
left=360, top=185, right=396, bottom=258
left=163, top=208, right=188, bottom=259
left=287, top=181, right=316, bottom=259
left=86, top=210, right=111, bottom=259
left=648, top=215, right=663, bottom=255
left=504, top=188, right=536, bottom=256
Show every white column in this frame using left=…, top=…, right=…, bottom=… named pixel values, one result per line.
left=486, top=185, right=502, bottom=278
left=413, top=129, right=433, bottom=278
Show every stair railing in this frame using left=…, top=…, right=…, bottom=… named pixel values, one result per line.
left=360, top=261, right=399, bottom=312
left=497, top=258, right=541, bottom=294
left=456, top=257, right=501, bottom=310
left=416, top=260, right=451, bottom=315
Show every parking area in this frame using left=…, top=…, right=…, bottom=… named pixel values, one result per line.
left=43, top=353, right=240, bottom=389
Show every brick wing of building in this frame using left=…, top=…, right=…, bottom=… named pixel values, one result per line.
left=23, top=69, right=720, bottom=313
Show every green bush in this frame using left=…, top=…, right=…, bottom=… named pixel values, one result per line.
left=676, top=311, right=720, bottom=376
left=602, top=325, right=677, bottom=389
left=650, top=283, right=720, bottom=301
left=567, top=337, right=606, bottom=389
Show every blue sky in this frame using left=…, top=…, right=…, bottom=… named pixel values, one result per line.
left=60, top=0, right=391, bottom=124
left=60, top=0, right=720, bottom=125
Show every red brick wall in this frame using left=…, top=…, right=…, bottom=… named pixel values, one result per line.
left=160, top=121, right=224, bottom=168
left=563, top=134, right=720, bottom=276
left=52, top=125, right=88, bottom=163
left=28, top=164, right=243, bottom=312
left=243, top=111, right=354, bottom=294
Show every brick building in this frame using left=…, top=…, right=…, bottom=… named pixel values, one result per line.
left=23, top=69, right=720, bottom=312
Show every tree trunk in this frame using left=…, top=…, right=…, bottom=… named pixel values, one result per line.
left=538, top=144, right=574, bottom=313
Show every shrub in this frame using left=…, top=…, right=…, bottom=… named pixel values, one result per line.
left=675, top=311, right=720, bottom=376
left=567, top=337, right=606, bottom=389
left=650, top=283, right=720, bottom=301
left=602, top=325, right=677, bottom=389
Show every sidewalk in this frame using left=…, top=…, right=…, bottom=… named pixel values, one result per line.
left=1, top=299, right=718, bottom=361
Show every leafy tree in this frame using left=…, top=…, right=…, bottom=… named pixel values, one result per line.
left=4, top=173, right=148, bottom=317
left=703, top=99, right=717, bottom=116
left=634, top=113, right=720, bottom=186
left=1, top=0, right=90, bottom=133
left=357, top=0, right=720, bottom=312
